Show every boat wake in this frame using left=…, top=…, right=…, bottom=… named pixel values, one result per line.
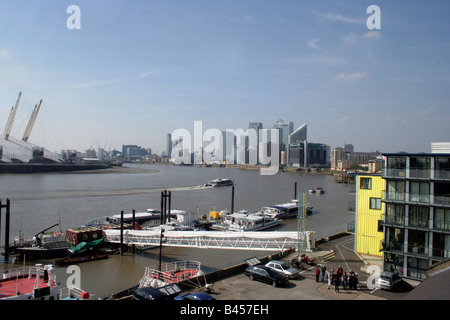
left=6, top=185, right=211, bottom=200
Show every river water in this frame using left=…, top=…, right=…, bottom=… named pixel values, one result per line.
left=0, top=164, right=354, bottom=297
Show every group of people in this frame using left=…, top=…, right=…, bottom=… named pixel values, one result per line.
left=315, top=265, right=358, bottom=293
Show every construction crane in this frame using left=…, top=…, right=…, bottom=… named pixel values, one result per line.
left=22, top=99, right=42, bottom=142
left=3, top=91, right=21, bottom=140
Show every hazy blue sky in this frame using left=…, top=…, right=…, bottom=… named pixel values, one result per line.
left=0, top=1, right=449, bottom=154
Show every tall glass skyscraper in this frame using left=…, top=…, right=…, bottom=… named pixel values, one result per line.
left=274, top=119, right=294, bottom=152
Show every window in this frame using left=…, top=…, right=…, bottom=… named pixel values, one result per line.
left=434, top=208, right=450, bottom=230
left=409, top=205, right=429, bottom=227
left=387, top=157, right=406, bottom=169
left=410, top=157, right=431, bottom=178
left=434, top=182, right=450, bottom=205
left=435, top=157, right=450, bottom=179
left=409, top=182, right=429, bottom=203
left=360, top=177, right=372, bottom=190
left=408, top=229, right=429, bottom=255
left=370, top=197, right=381, bottom=210
left=432, top=233, right=450, bottom=258
left=386, top=157, right=406, bottom=177
left=386, top=204, right=404, bottom=225
left=386, top=180, right=405, bottom=201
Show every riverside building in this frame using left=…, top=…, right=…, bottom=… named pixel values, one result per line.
left=380, top=147, right=450, bottom=280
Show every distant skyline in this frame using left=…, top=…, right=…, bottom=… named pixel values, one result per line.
left=0, top=1, right=449, bottom=155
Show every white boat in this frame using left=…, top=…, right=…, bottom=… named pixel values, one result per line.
left=82, top=208, right=163, bottom=229
left=259, top=200, right=313, bottom=219
left=138, top=260, right=202, bottom=289
left=106, top=208, right=162, bottom=224
left=309, top=187, right=324, bottom=194
left=204, top=178, right=234, bottom=187
left=0, top=264, right=58, bottom=300
left=143, top=209, right=203, bottom=232
left=210, top=212, right=281, bottom=231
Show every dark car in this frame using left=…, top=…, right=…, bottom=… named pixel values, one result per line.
left=245, top=265, right=289, bottom=287
left=174, top=292, right=216, bottom=300
left=132, top=283, right=182, bottom=300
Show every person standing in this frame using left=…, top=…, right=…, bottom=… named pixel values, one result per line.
left=334, top=272, right=340, bottom=293
left=342, top=272, right=348, bottom=290
left=315, top=267, right=320, bottom=282
left=321, top=265, right=326, bottom=282
left=327, top=268, right=334, bottom=289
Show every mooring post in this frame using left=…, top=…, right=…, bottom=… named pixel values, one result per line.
left=131, top=209, right=136, bottom=253
left=168, top=191, right=171, bottom=223
left=231, top=185, right=235, bottom=214
left=159, top=190, right=166, bottom=272
left=294, top=182, right=297, bottom=200
left=120, top=210, right=124, bottom=255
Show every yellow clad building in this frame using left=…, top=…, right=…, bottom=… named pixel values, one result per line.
left=354, top=174, right=384, bottom=257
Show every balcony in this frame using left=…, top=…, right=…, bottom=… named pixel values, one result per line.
left=383, top=168, right=450, bottom=181
left=380, top=214, right=405, bottom=227
left=382, top=191, right=450, bottom=207
left=409, top=168, right=431, bottom=179
left=434, top=194, right=450, bottom=206
left=432, top=218, right=450, bottom=232
left=381, top=240, right=404, bottom=253
left=434, top=169, right=450, bottom=180
left=347, top=200, right=356, bottom=212
left=382, top=168, right=405, bottom=178
left=382, top=191, right=405, bottom=202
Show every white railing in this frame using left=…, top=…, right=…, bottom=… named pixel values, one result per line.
left=103, top=229, right=315, bottom=252
left=139, top=261, right=201, bottom=288
left=1, top=265, right=56, bottom=297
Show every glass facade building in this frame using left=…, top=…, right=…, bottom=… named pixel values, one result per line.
left=381, top=153, right=450, bottom=280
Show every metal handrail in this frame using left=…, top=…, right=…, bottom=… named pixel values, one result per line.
left=0, top=265, right=56, bottom=296
left=139, top=261, right=201, bottom=287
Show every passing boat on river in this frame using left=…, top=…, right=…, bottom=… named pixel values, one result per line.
left=204, top=178, right=234, bottom=187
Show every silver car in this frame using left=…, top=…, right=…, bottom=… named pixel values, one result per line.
left=376, top=271, right=402, bottom=290
left=265, top=260, right=300, bottom=279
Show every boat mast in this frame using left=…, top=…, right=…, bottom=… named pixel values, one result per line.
left=3, top=91, right=21, bottom=140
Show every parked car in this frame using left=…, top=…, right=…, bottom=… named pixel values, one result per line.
left=174, top=292, right=215, bottom=300
left=245, top=265, right=289, bottom=287
left=376, top=271, right=403, bottom=291
left=132, top=283, right=182, bottom=300
left=265, top=260, right=300, bottom=279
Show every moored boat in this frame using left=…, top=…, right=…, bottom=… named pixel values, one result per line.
left=83, top=208, right=163, bottom=229
left=55, top=253, right=109, bottom=266
left=0, top=264, right=58, bottom=300
left=138, top=260, right=202, bottom=289
left=259, top=200, right=313, bottom=219
left=210, top=212, right=281, bottom=231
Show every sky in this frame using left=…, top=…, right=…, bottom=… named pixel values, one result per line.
left=0, top=0, right=449, bottom=155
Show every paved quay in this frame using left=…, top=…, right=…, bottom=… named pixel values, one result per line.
left=203, top=234, right=392, bottom=301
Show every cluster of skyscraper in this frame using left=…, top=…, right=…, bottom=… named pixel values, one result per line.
left=166, top=120, right=330, bottom=168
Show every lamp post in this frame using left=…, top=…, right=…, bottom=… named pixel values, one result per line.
left=0, top=199, right=11, bottom=263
